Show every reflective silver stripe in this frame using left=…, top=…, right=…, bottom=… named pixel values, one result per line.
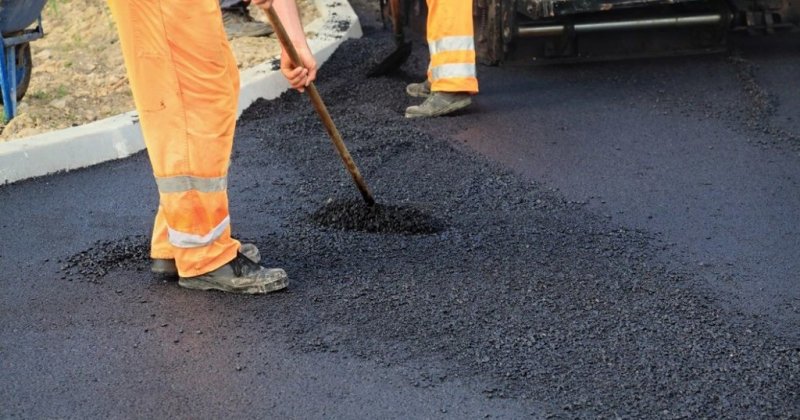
left=431, top=63, right=477, bottom=81
left=429, top=36, right=475, bottom=55
left=155, top=175, right=227, bottom=194
left=167, top=216, right=230, bottom=248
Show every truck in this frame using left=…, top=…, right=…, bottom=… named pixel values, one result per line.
left=391, top=0, right=800, bottom=64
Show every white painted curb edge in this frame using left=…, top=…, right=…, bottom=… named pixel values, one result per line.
left=0, top=0, right=362, bottom=185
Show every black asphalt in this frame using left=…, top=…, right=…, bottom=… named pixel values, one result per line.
left=438, top=35, right=800, bottom=339
left=1, top=2, right=798, bottom=418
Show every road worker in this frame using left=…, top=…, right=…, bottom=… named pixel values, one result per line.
left=220, top=0, right=275, bottom=39
left=108, top=0, right=316, bottom=294
left=405, top=0, right=479, bottom=118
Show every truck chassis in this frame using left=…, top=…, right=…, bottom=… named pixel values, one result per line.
left=392, top=0, right=800, bottom=63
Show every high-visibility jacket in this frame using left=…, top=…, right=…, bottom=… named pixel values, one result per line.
left=426, top=0, right=479, bottom=93
left=108, top=0, right=241, bottom=277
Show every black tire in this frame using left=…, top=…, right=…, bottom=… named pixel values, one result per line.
left=474, top=0, right=505, bottom=65
left=0, top=42, right=33, bottom=105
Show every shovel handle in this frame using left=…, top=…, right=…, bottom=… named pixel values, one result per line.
left=263, top=7, right=376, bottom=206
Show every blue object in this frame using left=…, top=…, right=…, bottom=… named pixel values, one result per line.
left=0, top=0, right=47, bottom=33
left=0, top=0, right=47, bottom=122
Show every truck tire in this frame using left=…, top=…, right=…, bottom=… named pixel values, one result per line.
left=474, top=0, right=507, bottom=65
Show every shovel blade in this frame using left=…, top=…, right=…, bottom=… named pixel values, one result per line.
left=367, top=41, right=412, bottom=77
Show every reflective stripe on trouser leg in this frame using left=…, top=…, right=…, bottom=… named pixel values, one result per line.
left=426, top=0, right=479, bottom=93
left=108, top=0, right=241, bottom=277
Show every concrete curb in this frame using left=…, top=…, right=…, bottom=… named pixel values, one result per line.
left=0, top=0, right=362, bottom=185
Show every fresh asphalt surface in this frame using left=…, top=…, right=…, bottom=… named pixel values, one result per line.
left=2, top=3, right=799, bottom=419
left=445, top=34, right=800, bottom=338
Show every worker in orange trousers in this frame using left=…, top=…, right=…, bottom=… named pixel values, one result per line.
left=405, top=0, right=479, bottom=118
left=107, top=0, right=316, bottom=294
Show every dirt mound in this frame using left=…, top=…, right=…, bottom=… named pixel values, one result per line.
left=0, top=0, right=318, bottom=141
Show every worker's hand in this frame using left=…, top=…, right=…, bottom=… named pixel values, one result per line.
left=250, top=0, right=273, bottom=9
left=281, top=46, right=317, bottom=93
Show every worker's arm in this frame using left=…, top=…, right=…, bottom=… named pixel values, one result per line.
left=253, top=0, right=317, bottom=93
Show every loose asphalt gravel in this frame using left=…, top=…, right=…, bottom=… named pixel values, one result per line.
left=2, top=4, right=799, bottom=419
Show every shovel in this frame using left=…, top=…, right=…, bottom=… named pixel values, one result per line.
left=367, top=0, right=412, bottom=77
left=263, top=6, right=376, bottom=206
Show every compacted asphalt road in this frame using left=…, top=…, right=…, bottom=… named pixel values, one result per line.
left=2, top=3, right=798, bottom=418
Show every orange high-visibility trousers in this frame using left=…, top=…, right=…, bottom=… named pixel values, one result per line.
left=108, top=0, right=241, bottom=277
left=426, top=0, right=479, bottom=93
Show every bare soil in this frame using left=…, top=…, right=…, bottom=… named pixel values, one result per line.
left=0, top=0, right=318, bottom=141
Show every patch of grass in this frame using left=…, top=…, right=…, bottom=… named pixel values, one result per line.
left=28, top=90, right=51, bottom=101
left=27, top=84, right=69, bottom=102
left=53, top=84, right=69, bottom=98
left=47, top=0, right=66, bottom=17
left=46, top=0, right=69, bottom=17
left=70, top=33, right=84, bottom=48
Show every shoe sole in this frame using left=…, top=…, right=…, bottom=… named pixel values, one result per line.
left=178, top=270, right=288, bottom=295
left=405, top=98, right=472, bottom=119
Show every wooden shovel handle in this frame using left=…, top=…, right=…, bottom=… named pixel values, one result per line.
left=263, top=7, right=376, bottom=206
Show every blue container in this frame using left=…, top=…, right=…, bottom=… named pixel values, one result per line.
left=0, top=0, right=47, bottom=34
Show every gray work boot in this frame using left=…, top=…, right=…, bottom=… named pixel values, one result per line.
left=405, top=92, right=472, bottom=118
left=222, top=6, right=274, bottom=39
left=406, top=80, right=431, bottom=98
left=151, top=243, right=261, bottom=277
left=178, top=252, right=288, bottom=294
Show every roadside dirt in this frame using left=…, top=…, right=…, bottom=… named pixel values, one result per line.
left=0, top=0, right=318, bottom=141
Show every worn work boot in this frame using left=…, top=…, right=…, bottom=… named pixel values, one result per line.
left=405, top=92, right=472, bottom=118
left=221, top=6, right=274, bottom=39
left=178, top=252, right=288, bottom=294
left=151, top=243, right=261, bottom=277
left=405, top=80, right=431, bottom=98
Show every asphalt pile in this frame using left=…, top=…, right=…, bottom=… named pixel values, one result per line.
left=61, top=34, right=799, bottom=418
left=311, top=198, right=444, bottom=234
left=60, top=235, right=149, bottom=283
